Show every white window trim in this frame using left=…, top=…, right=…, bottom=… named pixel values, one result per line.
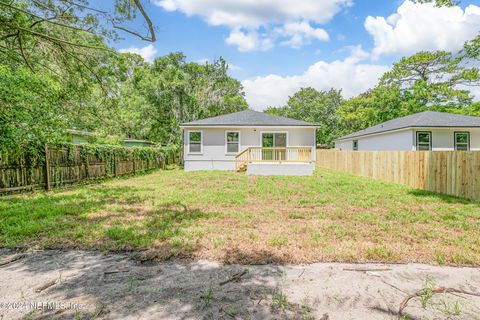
left=416, top=131, right=432, bottom=151
left=225, top=130, right=241, bottom=155
left=187, top=130, right=203, bottom=154
left=353, top=140, right=358, bottom=151
left=454, top=132, right=470, bottom=151
left=259, top=131, right=289, bottom=147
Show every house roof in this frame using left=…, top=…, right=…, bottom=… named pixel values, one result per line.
left=180, top=109, right=317, bottom=127
left=336, top=111, right=480, bottom=141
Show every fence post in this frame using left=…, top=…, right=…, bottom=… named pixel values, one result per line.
left=44, top=144, right=51, bottom=191
left=113, top=153, right=117, bottom=176
left=132, top=150, right=136, bottom=175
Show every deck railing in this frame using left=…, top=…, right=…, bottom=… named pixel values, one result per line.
left=235, top=147, right=313, bottom=171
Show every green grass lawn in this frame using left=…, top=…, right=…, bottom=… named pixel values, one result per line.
left=1, top=168, right=480, bottom=265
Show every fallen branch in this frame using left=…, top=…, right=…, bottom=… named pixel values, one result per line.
left=298, top=268, right=306, bottom=279
left=380, top=279, right=408, bottom=294
left=220, top=269, right=248, bottom=286
left=104, top=269, right=129, bottom=275
left=399, top=287, right=480, bottom=316
left=35, top=279, right=57, bottom=293
left=343, top=267, right=392, bottom=272
left=0, top=254, right=26, bottom=267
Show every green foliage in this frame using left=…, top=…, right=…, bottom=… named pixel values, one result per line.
left=0, top=65, right=67, bottom=154
left=129, top=53, right=248, bottom=144
left=1, top=2, right=247, bottom=151
left=415, top=0, right=458, bottom=7
left=264, top=46, right=479, bottom=145
left=336, top=50, right=479, bottom=138
left=379, top=51, right=475, bottom=109
left=200, top=287, right=213, bottom=307
left=1, top=0, right=479, bottom=153
left=1, top=143, right=177, bottom=173
left=265, top=88, right=343, bottom=146
left=462, top=34, right=480, bottom=59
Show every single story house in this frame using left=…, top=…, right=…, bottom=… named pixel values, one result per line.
left=180, top=110, right=318, bottom=175
left=335, top=111, right=480, bottom=151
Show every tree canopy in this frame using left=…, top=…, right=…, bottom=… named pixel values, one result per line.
left=0, top=0, right=479, bottom=152
left=266, top=37, right=480, bottom=146
left=0, top=1, right=248, bottom=153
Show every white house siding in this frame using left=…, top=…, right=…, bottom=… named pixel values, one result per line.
left=335, top=127, right=480, bottom=151
left=415, top=128, right=480, bottom=151
left=183, top=127, right=316, bottom=171
left=335, top=129, right=414, bottom=151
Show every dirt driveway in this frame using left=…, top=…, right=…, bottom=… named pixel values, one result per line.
left=0, top=249, right=479, bottom=320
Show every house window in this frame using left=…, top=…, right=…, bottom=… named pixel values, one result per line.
left=188, top=131, right=202, bottom=153
left=455, top=132, right=470, bottom=151
left=416, top=131, right=431, bottom=151
left=225, top=131, right=240, bottom=154
left=261, top=132, right=287, bottom=148
left=261, top=132, right=288, bottom=161
left=352, top=140, right=358, bottom=151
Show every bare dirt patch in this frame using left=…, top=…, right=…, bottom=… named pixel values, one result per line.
left=1, top=249, right=479, bottom=320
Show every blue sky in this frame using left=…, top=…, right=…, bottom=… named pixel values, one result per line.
left=107, top=0, right=480, bottom=109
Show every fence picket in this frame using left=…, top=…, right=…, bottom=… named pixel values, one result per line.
left=317, top=150, right=480, bottom=201
left=0, top=145, right=177, bottom=194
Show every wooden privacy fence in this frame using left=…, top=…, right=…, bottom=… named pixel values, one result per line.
left=0, top=145, right=178, bottom=194
left=316, top=150, right=480, bottom=201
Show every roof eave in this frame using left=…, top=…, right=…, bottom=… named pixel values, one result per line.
left=335, top=125, right=480, bottom=142
left=180, top=124, right=318, bottom=128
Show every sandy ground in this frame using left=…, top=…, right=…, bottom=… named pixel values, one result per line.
left=0, top=249, right=479, bottom=320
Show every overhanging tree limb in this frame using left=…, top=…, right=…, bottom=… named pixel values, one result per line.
left=17, top=32, right=35, bottom=73
left=0, top=2, right=96, bottom=35
left=131, top=0, right=156, bottom=42
left=1, top=21, right=113, bottom=51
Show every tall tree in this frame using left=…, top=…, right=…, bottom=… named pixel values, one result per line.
left=135, top=53, right=248, bottom=144
left=265, top=88, right=343, bottom=146
left=379, top=51, right=477, bottom=111
left=0, top=65, right=66, bottom=153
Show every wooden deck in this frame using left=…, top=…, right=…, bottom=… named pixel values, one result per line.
left=235, top=147, right=313, bottom=171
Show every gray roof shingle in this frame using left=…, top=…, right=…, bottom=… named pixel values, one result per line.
left=181, top=109, right=317, bottom=127
left=336, top=111, right=480, bottom=141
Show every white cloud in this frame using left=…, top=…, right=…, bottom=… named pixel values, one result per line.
left=153, top=0, right=351, bottom=51
left=226, top=29, right=273, bottom=52
left=365, top=1, right=480, bottom=59
left=242, top=46, right=389, bottom=110
left=227, top=63, right=241, bottom=71
left=276, top=21, right=329, bottom=48
left=118, top=44, right=158, bottom=62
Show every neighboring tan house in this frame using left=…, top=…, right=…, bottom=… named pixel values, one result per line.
left=180, top=110, right=318, bottom=175
left=335, top=111, right=480, bottom=151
